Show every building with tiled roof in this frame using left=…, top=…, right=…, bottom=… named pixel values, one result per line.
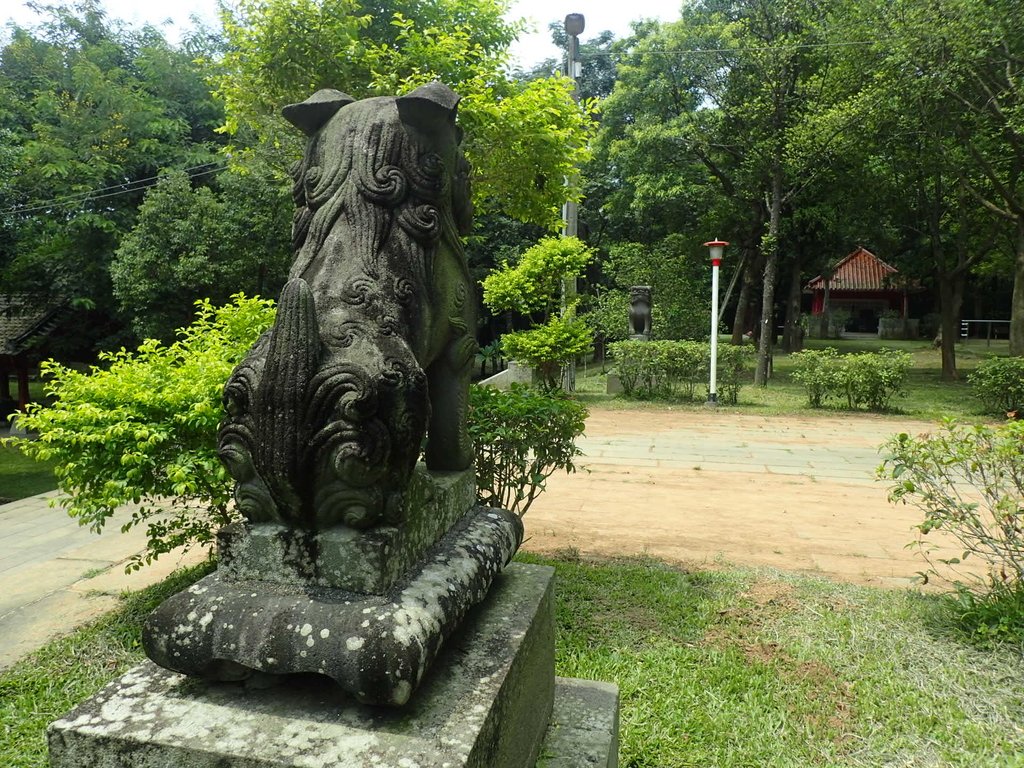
left=804, top=247, right=916, bottom=335
left=0, top=295, right=67, bottom=417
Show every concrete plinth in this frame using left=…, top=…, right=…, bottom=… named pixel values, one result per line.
left=51, top=563, right=613, bottom=768
left=542, top=677, right=619, bottom=768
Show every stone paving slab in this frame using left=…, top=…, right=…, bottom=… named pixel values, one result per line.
left=0, top=492, right=208, bottom=672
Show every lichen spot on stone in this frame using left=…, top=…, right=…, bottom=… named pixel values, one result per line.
left=320, top=628, right=330, bottom=639
left=300, top=623, right=313, bottom=636
left=346, top=636, right=365, bottom=651
left=198, top=612, right=214, bottom=629
left=306, top=636, right=315, bottom=648
left=393, top=681, right=413, bottom=707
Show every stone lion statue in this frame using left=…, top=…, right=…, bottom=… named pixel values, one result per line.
left=218, top=82, right=477, bottom=531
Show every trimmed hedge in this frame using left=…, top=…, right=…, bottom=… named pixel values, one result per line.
left=969, top=356, right=1024, bottom=416
left=790, top=347, right=911, bottom=411
left=608, top=340, right=754, bottom=404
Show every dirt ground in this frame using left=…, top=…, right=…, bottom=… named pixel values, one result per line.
left=521, top=406, right=985, bottom=589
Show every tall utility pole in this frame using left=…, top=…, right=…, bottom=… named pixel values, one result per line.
left=561, top=12, right=584, bottom=391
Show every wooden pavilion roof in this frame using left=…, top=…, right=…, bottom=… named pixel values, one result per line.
left=0, top=295, right=67, bottom=356
left=805, top=247, right=903, bottom=292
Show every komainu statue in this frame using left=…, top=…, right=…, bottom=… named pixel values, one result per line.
left=218, top=82, right=477, bottom=530
left=142, top=83, right=523, bottom=707
left=629, top=285, right=652, bottom=339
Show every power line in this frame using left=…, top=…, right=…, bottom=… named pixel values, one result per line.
left=1, top=161, right=229, bottom=216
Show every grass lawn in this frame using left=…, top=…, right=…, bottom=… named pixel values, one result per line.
left=2, top=554, right=1021, bottom=768
left=579, top=337, right=1009, bottom=422
left=1, top=380, right=56, bottom=503
left=0, top=443, right=55, bottom=504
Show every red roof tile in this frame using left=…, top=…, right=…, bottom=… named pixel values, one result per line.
left=805, top=247, right=901, bottom=292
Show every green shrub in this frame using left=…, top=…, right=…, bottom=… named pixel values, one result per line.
left=790, top=347, right=841, bottom=407
left=482, top=236, right=594, bottom=391
left=468, top=383, right=587, bottom=516
left=6, top=295, right=276, bottom=571
left=880, top=420, right=1024, bottom=614
left=717, top=344, right=756, bottom=405
left=654, top=340, right=707, bottom=399
left=608, top=339, right=661, bottom=398
left=841, top=349, right=911, bottom=410
left=481, top=236, right=592, bottom=317
left=969, top=356, right=1024, bottom=416
left=608, top=340, right=753, bottom=404
left=791, top=347, right=910, bottom=411
left=500, top=314, right=593, bottom=391
left=946, top=581, right=1024, bottom=646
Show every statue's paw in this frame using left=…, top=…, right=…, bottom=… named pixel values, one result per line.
left=313, top=483, right=384, bottom=529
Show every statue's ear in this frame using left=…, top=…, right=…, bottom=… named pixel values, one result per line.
left=282, top=89, right=355, bottom=135
left=397, top=82, right=461, bottom=129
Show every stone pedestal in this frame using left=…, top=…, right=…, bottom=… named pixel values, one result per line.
left=49, top=563, right=619, bottom=768
left=142, top=468, right=525, bottom=707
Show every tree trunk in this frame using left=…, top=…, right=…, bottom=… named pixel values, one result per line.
left=937, top=273, right=962, bottom=381
left=781, top=250, right=803, bottom=353
left=755, top=168, right=783, bottom=385
left=1012, top=219, right=1024, bottom=355
left=730, top=254, right=755, bottom=344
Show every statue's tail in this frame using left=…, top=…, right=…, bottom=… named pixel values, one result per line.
left=252, top=278, right=320, bottom=518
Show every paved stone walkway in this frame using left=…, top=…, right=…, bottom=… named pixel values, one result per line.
left=0, top=491, right=206, bottom=671
left=524, top=409, right=979, bottom=588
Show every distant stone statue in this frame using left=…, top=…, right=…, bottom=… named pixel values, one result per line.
left=218, top=82, right=477, bottom=530
left=142, top=83, right=522, bottom=708
left=629, top=285, right=652, bottom=340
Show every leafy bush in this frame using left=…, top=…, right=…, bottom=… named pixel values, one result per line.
left=468, top=384, right=588, bottom=517
left=790, top=347, right=840, bottom=407
left=880, top=420, right=1024, bottom=602
left=7, top=295, right=276, bottom=570
left=969, top=356, right=1024, bottom=416
left=945, top=581, right=1024, bottom=646
left=482, top=236, right=594, bottom=390
left=842, top=349, right=912, bottom=410
left=608, top=340, right=753, bottom=404
left=790, top=347, right=911, bottom=411
left=717, top=344, right=757, bottom=405
left=481, top=236, right=592, bottom=317
left=500, top=314, right=593, bottom=391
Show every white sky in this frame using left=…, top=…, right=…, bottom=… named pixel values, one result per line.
left=2, top=0, right=683, bottom=69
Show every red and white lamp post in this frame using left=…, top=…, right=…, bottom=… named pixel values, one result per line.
left=703, top=239, right=729, bottom=405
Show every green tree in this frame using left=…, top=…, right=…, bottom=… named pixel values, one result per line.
left=111, top=162, right=292, bottom=341
left=212, top=0, right=594, bottom=229
left=876, top=0, right=1024, bottom=356
left=601, top=236, right=712, bottom=342
left=0, top=3, right=225, bottom=352
left=482, top=236, right=594, bottom=389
